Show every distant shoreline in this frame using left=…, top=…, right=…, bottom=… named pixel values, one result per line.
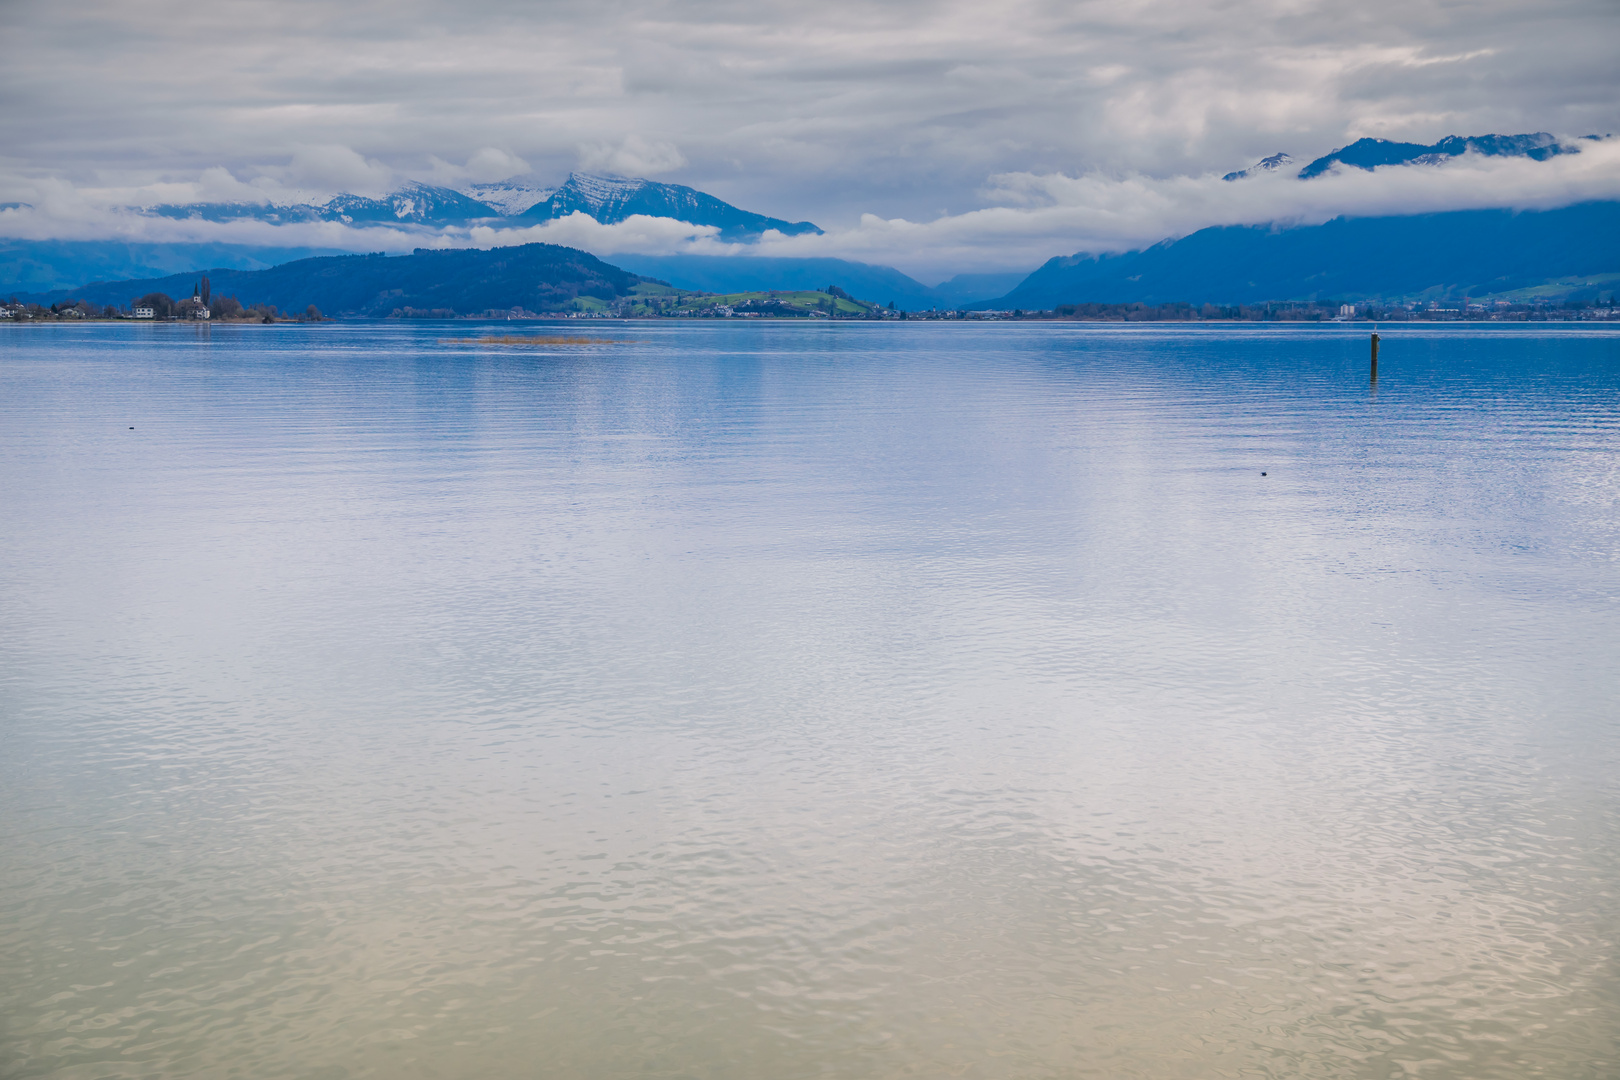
left=6, top=312, right=1618, bottom=326
left=8, top=292, right=1615, bottom=325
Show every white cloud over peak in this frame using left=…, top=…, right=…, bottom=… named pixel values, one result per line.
left=567, top=139, right=1620, bottom=276
left=578, top=136, right=688, bottom=178
left=0, top=197, right=419, bottom=251
left=464, top=148, right=532, bottom=183
left=469, top=212, right=721, bottom=254
left=277, top=146, right=396, bottom=198
left=425, top=148, right=533, bottom=187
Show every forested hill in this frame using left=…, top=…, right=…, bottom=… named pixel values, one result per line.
left=985, top=202, right=1620, bottom=309
left=37, top=243, right=644, bottom=316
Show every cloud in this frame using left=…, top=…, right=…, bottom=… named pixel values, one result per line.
left=470, top=212, right=721, bottom=254
left=0, top=164, right=334, bottom=223
left=424, top=148, right=532, bottom=187
left=743, top=139, right=1620, bottom=275
left=578, top=136, right=687, bottom=177
left=189, top=167, right=274, bottom=205
left=0, top=0, right=1614, bottom=234
left=463, top=148, right=531, bottom=183
left=0, top=196, right=423, bottom=251
left=277, top=146, right=396, bottom=197
left=3, top=140, right=1615, bottom=280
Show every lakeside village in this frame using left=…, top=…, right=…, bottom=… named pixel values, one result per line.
left=0, top=276, right=324, bottom=323
left=4, top=277, right=1616, bottom=323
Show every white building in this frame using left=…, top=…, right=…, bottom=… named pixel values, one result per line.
left=133, top=307, right=155, bottom=319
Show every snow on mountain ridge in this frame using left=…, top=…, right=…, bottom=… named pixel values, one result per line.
left=1298, top=132, right=1581, bottom=179
left=562, top=173, right=650, bottom=214
left=130, top=172, right=821, bottom=238
left=1219, top=133, right=1597, bottom=183
left=322, top=181, right=498, bottom=225
left=461, top=182, right=558, bottom=216
left=510, top=174, right=820, bottom=238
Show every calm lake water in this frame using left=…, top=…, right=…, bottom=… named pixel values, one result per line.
left=2, top=321, right=1618, bottom=1079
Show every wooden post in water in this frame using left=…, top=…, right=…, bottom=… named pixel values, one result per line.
left=1370, top=331, right=1380, bottom=383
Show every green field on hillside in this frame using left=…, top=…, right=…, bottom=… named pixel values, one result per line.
left=571, top=282, right=886, bottom=317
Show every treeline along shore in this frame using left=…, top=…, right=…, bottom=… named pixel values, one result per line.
left=4, top=239, right=1617, bottom=324
left=7, top=293, right=1613, bottom=324
left=7, top=292, right=1613, bottom=324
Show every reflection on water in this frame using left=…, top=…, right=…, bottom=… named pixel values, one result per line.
left=2, top=321, right=1617, bottom=1079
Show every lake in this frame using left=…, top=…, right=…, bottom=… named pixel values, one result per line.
left=2, top=320, right=1617, bottom=1079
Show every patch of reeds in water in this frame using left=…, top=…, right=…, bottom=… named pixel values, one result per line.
left=442, top=335, right=620, bottom=346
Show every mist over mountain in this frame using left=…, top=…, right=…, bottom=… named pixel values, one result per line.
left=0, top=173, right=825, bottom=293
left=135, top=181, right=490, bottom=228
left=4, top=132, right=1612, bottom=304
left=1221, top=153, right=1294, bottom=182
left=17, top=203, right=1616, bottom=316
left=1219, top=132, right=1593, bottom=183
left=1298, top=132, right=1583, bottom=179
left=505, top=174, right=821, bottom=239
left=0, top=240, right=347, bottom=293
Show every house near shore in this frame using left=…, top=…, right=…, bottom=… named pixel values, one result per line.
left=180, top=281, right=212, bottom=319
left=133, top=307, right=155, bottom=319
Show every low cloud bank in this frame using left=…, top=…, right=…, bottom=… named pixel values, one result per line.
left=756, top=139, right=1620, bottom=275
left=3, top=141, right=1615, bottom=280
left=0, top=185, right=423, bottom=252
left=468, top=213, right=722, bottom=254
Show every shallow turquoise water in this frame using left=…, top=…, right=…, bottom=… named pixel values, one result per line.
left=2, top=321, right=1618, bottom=1079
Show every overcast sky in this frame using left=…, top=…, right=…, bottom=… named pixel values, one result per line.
left=2, top=0, right=1616, bottom=276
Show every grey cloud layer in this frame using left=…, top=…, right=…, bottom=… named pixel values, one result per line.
left=2, top=0, right=1615, bottom=272
left=6, top=143, right=1616, bottom=281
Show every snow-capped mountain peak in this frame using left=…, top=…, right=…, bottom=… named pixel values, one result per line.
left=132, top=173, right=821, bottom=240
left=1222, top=153, right=1294, bottom=181
left=560, top=173, right=650, bottom=213
left=510, top=174, right=821, bottom=238
left=1298, top=132, right=1582, bottom=179
left=321, top=181, right=498, bottom=225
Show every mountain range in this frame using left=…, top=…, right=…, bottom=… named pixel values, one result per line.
left=1224, top=131, right=1596, bottom=181
left=16, top=202, right=1618, bottom=316
left=123, top=131, right=1595, bottom=238
left=0, top=173, right=825, bottom=292
left=987, top=201, right=1620, bottom=309
left=498, top=174, right=821, bottom=238
left=4, top=132, right=1613, bottom=309
left=138, top=173, right=820, bottom=238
